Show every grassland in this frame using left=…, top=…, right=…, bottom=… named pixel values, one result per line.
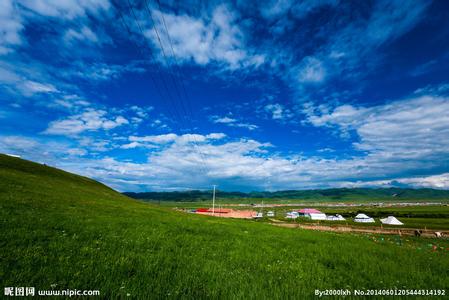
left=158, top=200, right=449, bottom=230
left=1, top=154, right=449, bottom=298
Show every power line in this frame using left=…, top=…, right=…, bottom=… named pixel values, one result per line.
left=141, top=0, right=210, bottom=172
left=145, top=0, right=210, bottom=169
left=117, top=0, right=210, bottom=175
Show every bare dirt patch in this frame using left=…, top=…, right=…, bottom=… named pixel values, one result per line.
left=195, top=209, right=257, bottom=219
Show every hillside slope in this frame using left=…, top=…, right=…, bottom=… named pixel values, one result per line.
left=1, top=154, right=448, bottom=298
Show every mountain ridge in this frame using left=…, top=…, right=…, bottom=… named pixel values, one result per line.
left=124, top=187, right=449, bottom=202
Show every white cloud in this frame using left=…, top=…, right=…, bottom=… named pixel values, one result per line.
left=145, top=5, right=264, bottom=70
left=0, top=136, right=37, bottom=151
left=396, top=173, right=449, bottom=189
left=3, top=128, right=449, bottom=191
left=213, top=116, right=237, bottom=124
left=0, top=135, right=87, bottom=160
left=64, top=26, right=99, bottom=44
left=0, top=0, right=23, bottom=55
left=130, top=105, right=153, bottom=118
left=345, top=173, right=449, bottom=189
left=296, top=56, right=326, bottom=83
left=304, top=95, right=449, bottom=160
left=0, top=64, right=59, bottom=95
left=211, top=115, right=258, bottom=130
left=129, top=133, right=178, bottom=144
left=0, top=0, right=111, bottom=55
left=126, top=133, right=226, bottom=148
left=206, top=133, right=226, bottom=139
left=264, top=103, right=293, bottom=120
left=18, top=0, right=110, bottom=20
left=21, top=80, right=58, bottom=94
left=44, top=108, right=129, bottom=135
left=233, top=123, right=258, bottom=130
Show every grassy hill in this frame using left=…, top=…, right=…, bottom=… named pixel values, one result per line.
left=1, top=154, right=448, bottom=298
left=124, top=187, right=449, bottom=203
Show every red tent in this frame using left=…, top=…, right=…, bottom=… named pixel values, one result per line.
left=196, top=208, right=231, bottom=213
left=196, top=208, right=209, bottom=212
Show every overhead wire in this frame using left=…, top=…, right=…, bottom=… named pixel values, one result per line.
left=141, top=0, right=211, bottom=173
left=116, top=0, right=210, bottom=175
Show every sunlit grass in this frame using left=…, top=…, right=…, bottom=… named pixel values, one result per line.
left=1, top=154, right=448, bottom=298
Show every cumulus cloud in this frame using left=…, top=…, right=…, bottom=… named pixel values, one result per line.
left=64, top=25, right=99, bottom=44
left=2, top=126, right=449, bottom=191
left=264, top=103, right=293, bottom=120
left=18, top=0, right=110, bottom=20
left=0, top=61, right=62, bottom=97
left=296, top=56, right=326, bottom=83
left=213, top=116, right=236, bottom=124
left=344, top=173, right=449, bottom=190
left=0, top=0, right=111, bottom=55
left=304, top=95, right=449, bottom=164
left=122, top=133, right=227, bottom=149
left=44, top=108, right=129, bottom=135
left=0, top=135, right=87, bottom=161
left=144, top=5, right=264, bottom=70
left=0, top=0, right=23, bottom=55
left=211, top=115, right=258, bottom=130
left=21, top=80, right=58, bottom=94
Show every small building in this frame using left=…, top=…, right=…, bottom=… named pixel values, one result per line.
left=267, top=211, right=275, bottom=217
left=354, top=213, right=375, bottom=223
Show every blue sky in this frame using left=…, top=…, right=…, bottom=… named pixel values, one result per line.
left=1, top=0, right=449, bottom=192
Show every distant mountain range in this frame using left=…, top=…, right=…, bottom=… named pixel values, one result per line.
left=123, top=188, right=449, bottom=202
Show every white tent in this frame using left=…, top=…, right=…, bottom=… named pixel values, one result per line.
left=380, top=216, right=403, bottom=225
left=336, top=214, right=345, bottom=221
left=354, top=213, right=375, bottom=223
left=327, top=214, right=345, bottom=221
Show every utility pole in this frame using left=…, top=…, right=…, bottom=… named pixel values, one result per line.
left=212, top=185, right=216, bottom=215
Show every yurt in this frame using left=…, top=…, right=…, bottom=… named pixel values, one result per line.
left=336, top=214, right=345, bottom=221
left=380, top=216, right=403, bottom=225
left=326, top=214, right=345, bottom=221
left=354, top=213, right=375, bottom=223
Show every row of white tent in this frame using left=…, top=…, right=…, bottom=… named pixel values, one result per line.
left=286, top=211, right=404, bottom=225
left=354, top=214, right=404, bottom=225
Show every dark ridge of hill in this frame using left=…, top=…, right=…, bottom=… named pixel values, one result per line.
left=124, top=187, right=449, bottom=202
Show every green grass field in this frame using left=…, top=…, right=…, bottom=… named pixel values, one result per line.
left=1, top=154, right=449, bottom=298
left=162, top=201, right=449, bottom=230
